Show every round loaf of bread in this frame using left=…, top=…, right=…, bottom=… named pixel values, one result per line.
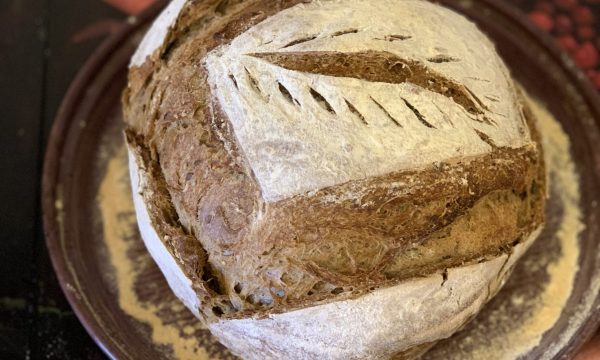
left=123, top=0, right=546, bottom=358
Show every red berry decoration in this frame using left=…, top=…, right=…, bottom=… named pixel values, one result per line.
left=574, top=42, right=599, bottom=69
left=558, top=35, right=579, bottom=53
left=593, top=73, right=600, bottom=90
left=587, top=69, right=598, bottom=79
left=535, top=0, right=599, bottom=90
left=529, top=11, right=555, bottom=31
left=573, top=6, right=595, bottom=25
left=577, top=26, right=596, bottom=40
left=556, top=15, right=573, bottom=34
left=535, top=1, right=556, bottom=13
left=555, top=0, right=578, bottom=10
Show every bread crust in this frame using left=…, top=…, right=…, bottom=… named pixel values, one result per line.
left=207, top=227, right=542, bottom=359
left=128, top=136, right=542, bottom=357
left=123, top=1, right=546, bottom=357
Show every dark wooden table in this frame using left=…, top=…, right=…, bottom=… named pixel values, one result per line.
left=1, top=0, right=599, bottom=359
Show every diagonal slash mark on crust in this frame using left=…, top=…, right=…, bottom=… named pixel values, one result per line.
left=402, top=98, right=436, bottom=129
left=229, top=74, right=238, bottom=89
left=248, top=50, right=493, bottom=125
left=332, top=29, right=359, bottom=37
left=427, top=55, right=460, bottom=63
left=474, top=129, right=496, bottom=148
left=375, top=34, right=412, bottom=41
left=244, top=67, right=267, bottom=101
left=345, top=99, right=368, bottom=125
left=370, top=96, right=402, bottom=127
left=282, top=35, right=318, bottom=49
left=278, top=81, right=300, bottom=107
left=309, top=88, right=336, bottom=114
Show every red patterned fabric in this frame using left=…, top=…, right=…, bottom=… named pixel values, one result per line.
left=524, top=0, right=600, bottom=89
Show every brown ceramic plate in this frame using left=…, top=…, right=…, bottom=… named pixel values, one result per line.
left=42, top=1, right=600, bottom=359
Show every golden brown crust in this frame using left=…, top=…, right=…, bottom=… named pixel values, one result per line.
left=123, top=0, right=545, bottom=323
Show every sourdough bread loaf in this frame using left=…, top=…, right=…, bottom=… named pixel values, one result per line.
left=123, top=0, right=546, bottom=358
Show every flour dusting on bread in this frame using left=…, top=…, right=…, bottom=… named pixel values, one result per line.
left=122, top=1, right=546, bottom=358
left=131, top=0, right=187, bottom=67
left=205, top=0, right=528, bottom=201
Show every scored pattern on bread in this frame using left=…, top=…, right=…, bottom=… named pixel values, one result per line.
left=248, top=50, right=492, bottom=122
left=123, top=1, right=546, bottom=357
left=204, top=0, right=530, bottom=202
left=209, top=228, right=542, bottom=359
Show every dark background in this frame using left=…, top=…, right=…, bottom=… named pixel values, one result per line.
left=0, top=0, right=598, bottom=359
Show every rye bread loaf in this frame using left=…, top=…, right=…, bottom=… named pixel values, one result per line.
left=123, top=0, right=546, bottom=358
